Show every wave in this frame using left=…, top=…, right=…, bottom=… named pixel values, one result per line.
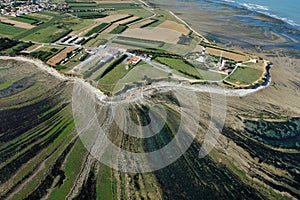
left=238, top=2, right=268, bottom=11
left=219, top=0, right=300, bottom=28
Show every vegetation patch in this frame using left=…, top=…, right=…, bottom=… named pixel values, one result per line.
left=84, top=23, right=110, bottom=37
left=154, top=57, right=202, bottom=79
left=98, top=55, right=130, bottom=93
left=244, top=118, right=300, bottom=150
left=109, top=25, right=127, bottom=34
left=225, top=66, right=263, bottom=85
left=112, top=36, right=165, bottom=49
left=0, top=22, right=26, bottom=35
left=72, top=12, right=107, bottom=19
left=9, top=16, right=38, bottom=25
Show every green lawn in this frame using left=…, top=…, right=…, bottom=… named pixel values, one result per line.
left=98, top=62, right=132, bottom=93
left=225, top=65, right=264, bottom=85
left=0, top=22, right=26, bottom=35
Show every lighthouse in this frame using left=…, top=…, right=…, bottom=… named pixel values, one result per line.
left=197, top=46, right=206, bottom=63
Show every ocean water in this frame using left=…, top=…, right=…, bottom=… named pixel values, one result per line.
left=216, top=0, right=300, bottom=28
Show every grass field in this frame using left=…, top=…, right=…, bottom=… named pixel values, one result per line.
left=14, top=14, right=95, bottom=43
left=72, top=12, right=107, bottom=19
left=84, top=23, right=110, bottom=36
left=48, top=139, right=88, bottom=200
left=96, top=165, right=113, bottom=200
left=154, top=57, right=202, bottom=79
left=112, top=36, right=164, bottom=49
left=109, top=24, right=128, bottom=34
left=113, top=62, right=169, bottom=91
left=109, top=8, right=154, bottom=18
left=225, top=65, right=264, bottom=85
left=22, top=25, right=71, bottom=43
left=8, top=16, right=37, bottom=24
left=69, top=3, right=141, bottom=10
left=0, top=22, right=26, bottom=36
left=98, top=62, right=131, bottom=93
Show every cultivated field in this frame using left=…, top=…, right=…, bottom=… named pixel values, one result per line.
left=0, top=22, right=26, bottom=36
left=102, top=23, right=118, bottom=33
left=94, top=14, right=129, bottom=23
left=157, top=20, right=190, bottom=35
left=0, top=17, right=35, bottom=29
left=193, top=45, right=250, bottom=62
left=46, top=47, right=75, bottom=66
left=121, top=28, right=182, bottom=44
left=129, top=19, right=156, bottom=29
left=116, top=16, right=139, bottom=25
left=112, top=36, right=165, bottom=49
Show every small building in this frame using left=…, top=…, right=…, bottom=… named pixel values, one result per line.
left=127, top=57, right=141, bottom=65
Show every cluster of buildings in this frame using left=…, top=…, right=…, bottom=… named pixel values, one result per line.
left=0, top=0, right=68, bottom=17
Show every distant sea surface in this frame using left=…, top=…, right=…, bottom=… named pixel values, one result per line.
left=215, top=0, right=300, bottom=28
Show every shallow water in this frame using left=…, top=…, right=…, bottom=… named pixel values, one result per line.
left=212, top=0, right=300, bottom=28
left=150, top=0, right=300, bottom=57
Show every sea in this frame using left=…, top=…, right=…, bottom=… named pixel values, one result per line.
left=216, top=0, right=300, bottom=29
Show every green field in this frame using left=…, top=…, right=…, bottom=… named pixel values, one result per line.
left=112, top=36, right=164, bottom=49
left=28, top=46, right=63, bottom=62
left=0, top=22, right=26, bottom=36
left=98, top=61, right=132, bottom=93
left=14, top=14, right=91, bottom=43
left=21, top=25, right=71, bottom=43
left=110, top=8, right=154, bottom=18
left=8, top=16, right=37, bottom=24
left=225, top=65, right=264, bottom=85
left=48, top=139, right=88, bottom=200
left=69, top=3, right=141, bottom=10
left=154, top=57, right=202, bottom=79
left=113, top=63, right=169, bottom=92
left=84, top=23, right=110, bottom=36
left=72, top=12, right=107, bottom=19
left=109, top=25, right=128, bottom=34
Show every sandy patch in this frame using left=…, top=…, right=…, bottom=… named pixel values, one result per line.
left=0, top=16, right=35, bottom=29
left=101, top=23, right=118, bottom=33
left=21, top=44, right=43, bottom=53
left=129, top=19, right=155, bottom=29
left=93, top=14, right=129, bottom=23
left=157, top=20, right=190, bottom=35
left=116, top=16, right=139, bottom=25
left=47, top=47, right=75, bottom=66
left=193, top=45, right=249, bottom=62
left=121, top=28, right=181, bottom=44
left=70, top=23, right=97, bottom=36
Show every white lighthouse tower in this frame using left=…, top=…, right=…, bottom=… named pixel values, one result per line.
left=197, top=46, right=206, bottom=63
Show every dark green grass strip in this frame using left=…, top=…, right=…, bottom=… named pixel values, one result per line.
left=0, top=116, right=74, bottom=183
left=84, top=23, right=110, bottom=37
